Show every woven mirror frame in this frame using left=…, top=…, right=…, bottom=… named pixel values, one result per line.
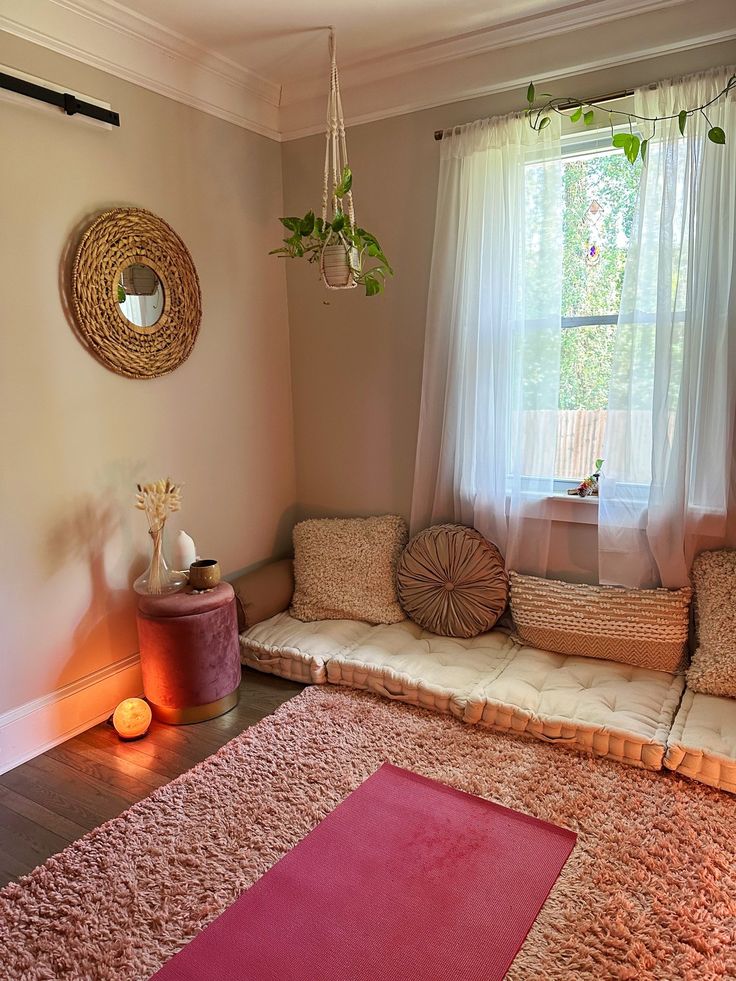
left=72, top=208, right=201, bottom=379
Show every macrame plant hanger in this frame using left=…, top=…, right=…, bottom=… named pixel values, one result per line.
left=320, top=28, right=358, bottom=290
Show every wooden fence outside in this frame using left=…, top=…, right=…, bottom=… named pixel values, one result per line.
left=555, top=409, right=607, bottom=479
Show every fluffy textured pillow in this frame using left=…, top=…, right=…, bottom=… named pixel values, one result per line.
left=397, top=524, right=508, bottom=638
left=509, top=572, right=691, bottom=673
left=290, top=515, right=407, bottom=624
left=687, top=550, right=736, bottom=698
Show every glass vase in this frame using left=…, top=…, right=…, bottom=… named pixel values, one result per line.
left=134, top=524, right=187, bottom=595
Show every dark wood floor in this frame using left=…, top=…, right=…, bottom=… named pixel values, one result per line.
left=0, top=669, right=303, bottom=889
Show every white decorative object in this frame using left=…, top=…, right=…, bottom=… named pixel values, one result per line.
left=171, top=530, right=197, bottom=573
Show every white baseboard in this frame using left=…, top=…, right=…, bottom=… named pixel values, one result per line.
left=0, top=654, right=143, bottom=775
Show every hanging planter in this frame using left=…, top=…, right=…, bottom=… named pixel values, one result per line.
left=270, top=30, right=393, bottom=297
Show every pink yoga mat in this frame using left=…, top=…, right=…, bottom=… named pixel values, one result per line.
left=152, top=763, right=576, bottom=981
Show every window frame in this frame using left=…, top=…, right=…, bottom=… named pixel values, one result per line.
left=521, top=126, right=641, bottom=513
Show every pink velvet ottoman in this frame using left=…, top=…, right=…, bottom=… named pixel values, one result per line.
left=136, top=582, right=241, bottom=724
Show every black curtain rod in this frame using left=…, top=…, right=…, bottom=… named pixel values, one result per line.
left=434, top=89, right=633, bottom=140
left=0, top=71, right=120, bottom=126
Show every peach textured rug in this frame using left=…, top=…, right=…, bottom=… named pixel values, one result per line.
left=1, top=685, right=734, bottom=981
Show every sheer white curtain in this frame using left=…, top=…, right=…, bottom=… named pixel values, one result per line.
left=410, top=113, right=563, bottom=573
left=599, top=67, right=736, bottom=588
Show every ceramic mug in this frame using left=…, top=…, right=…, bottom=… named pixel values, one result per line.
left=189, top=559, right=221, bottom=591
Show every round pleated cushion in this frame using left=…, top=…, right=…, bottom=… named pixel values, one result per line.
left=397, top=524, right=508, bottom=638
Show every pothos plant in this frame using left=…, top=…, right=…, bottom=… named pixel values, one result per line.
left=270, top=167, right=393, bottom=297
left=525, top=74, right=735, bottom=164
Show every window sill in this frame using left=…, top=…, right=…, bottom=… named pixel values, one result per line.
left=514, top=493, right=599, bottom=525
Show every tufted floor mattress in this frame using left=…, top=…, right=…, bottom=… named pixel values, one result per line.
left=241, top=614, right=688, bottom=773
left=664, top=688, right=736, bottom=792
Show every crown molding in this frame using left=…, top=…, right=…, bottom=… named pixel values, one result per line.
left=281, top=0, right=690, bottom=108
left=279, top=0, right=736, bottom=140
left=0, top=0, right=282, bottom=140
left=1, top=0, right=734, bottom=143
left=280, top=26, right=736, bottom=141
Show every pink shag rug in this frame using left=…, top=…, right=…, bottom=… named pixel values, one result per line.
left=0, top=685, right=734, bottom=981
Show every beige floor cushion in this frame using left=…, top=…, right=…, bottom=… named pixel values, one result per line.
left=241, top=614, right=684, bottom=771
left=664, top=688, right=736, bottom=793
left=326, top=620, right=517, bottom=717
left=241, top=612, right=372, bottom=683
left=470, top=646, right=684, bottom=770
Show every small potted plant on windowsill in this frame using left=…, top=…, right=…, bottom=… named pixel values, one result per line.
left=270, top=167, right=393, bottom=297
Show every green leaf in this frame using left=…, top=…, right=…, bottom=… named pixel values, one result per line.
left=583, top=109, right=594, bottom=125
left=538, top=116, right=551, bottom=131
left=640, top=139, right=648, bottom=163
left=595, top=459, right=604, bottom=470
left=357, top=228, right=379, bottom=247
left=331, top=212, right=346, bottom=233
left=334, top=166, right=353, bottom=197
left=678, top=110, right=687, bottom=136
left=299, top=211, right=315, bottom=236
left=611, top=133, right=630, bottom=148
left=708, top=126, right=726, bottom=144
left=286, top=237, right=304, bottom=257
left=527, top=81, right=535, bottom=104
left=625, top=135, right=640, bottom=164
left=570, top=106, right=582, bottom=123
left=280, top=217, right=301, bottom=232
left=364, top=275, right=382, bottom=297
left=117, top=283, right=126, bottom=303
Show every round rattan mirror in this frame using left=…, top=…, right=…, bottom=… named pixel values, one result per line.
left=72, top=208, right=201, bottom=379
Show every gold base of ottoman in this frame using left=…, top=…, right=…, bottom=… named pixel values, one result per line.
left=149, top=688, right=239, bottom=725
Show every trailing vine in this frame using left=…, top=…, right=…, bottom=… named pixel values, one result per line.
left=525, top=75, right=736, bottom=163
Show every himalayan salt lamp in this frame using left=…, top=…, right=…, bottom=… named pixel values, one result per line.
left=113, top=697, right=152, bottom=740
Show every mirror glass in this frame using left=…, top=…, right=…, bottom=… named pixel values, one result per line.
left=117, top=263, right=164, bottom=329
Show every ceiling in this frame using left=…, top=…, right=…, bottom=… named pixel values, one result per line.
left=2, top=0, right=735, bottom=139
left=116, top=0, right=580, bottom=88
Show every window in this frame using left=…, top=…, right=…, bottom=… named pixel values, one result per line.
left=554, top=134, right=641, bottom=481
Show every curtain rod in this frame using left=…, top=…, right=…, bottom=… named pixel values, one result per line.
left=0, top=70, right=120, bottom=126
left=434, top=89, right=633, bottom=140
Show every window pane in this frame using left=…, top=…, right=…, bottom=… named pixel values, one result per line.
left=555, top=146, right=641, bottom=480
left=561, top=149, right=640, bottom=319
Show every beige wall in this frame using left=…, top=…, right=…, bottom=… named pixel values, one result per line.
left=282, top=39, right=736, bottom=583
left=1, top=29, right=734, bottom=723
left=0, top=34, right=296, bottom=714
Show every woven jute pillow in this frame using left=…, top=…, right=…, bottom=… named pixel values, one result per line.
left=687, top=550, right=736, bottom=698
left=290, top=515, right=408, bottom=624
left=509, top=573, right=691, bottom=673
left=397, top=524, right=508, bottom=638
